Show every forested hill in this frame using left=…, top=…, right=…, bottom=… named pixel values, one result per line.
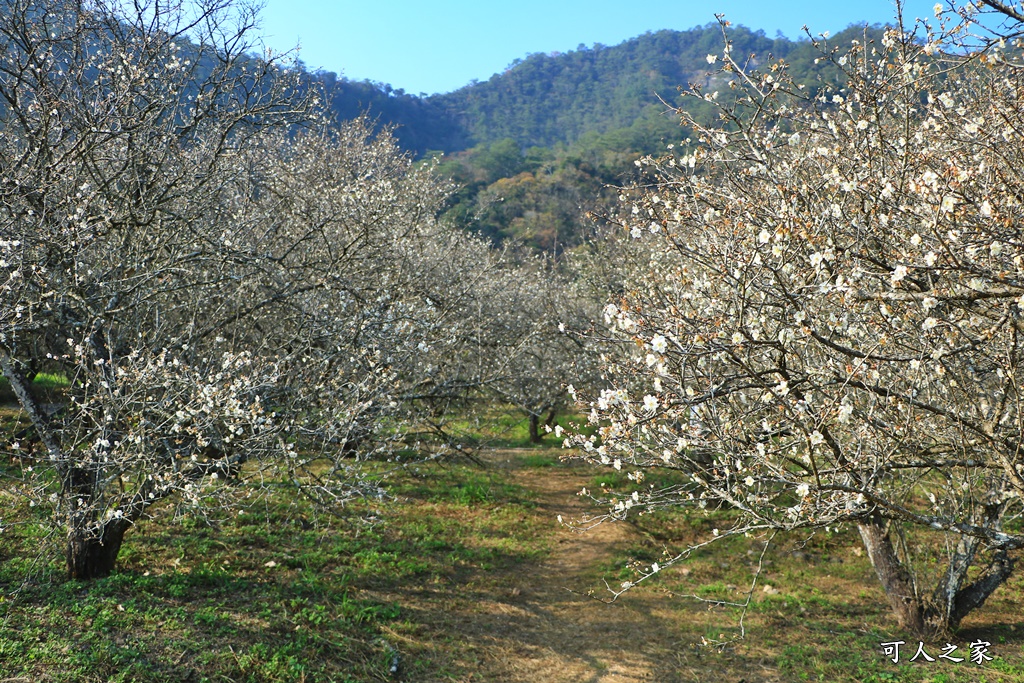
left=430, top=25, right=787, bottom=152
left=315, top=23, right=869, bottom=156
left=311, top=23, right=878, bottom=251
left=318, top=72, right=470, bottom=154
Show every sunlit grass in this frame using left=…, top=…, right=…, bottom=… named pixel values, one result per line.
left=0, top=456, right=551, bottom=682
left=3, top=411, right=1024, bottom=682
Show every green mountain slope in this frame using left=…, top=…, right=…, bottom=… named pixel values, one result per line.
left=311, top=23, right=880, bottom=251
left=430, top=25, right=781, bottom=151
left=317, top=23, right=874, bottom=156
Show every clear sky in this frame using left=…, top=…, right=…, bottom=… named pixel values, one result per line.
left=256, top=0, right=939, bottom=96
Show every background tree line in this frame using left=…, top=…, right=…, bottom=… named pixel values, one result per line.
left=308, top=23, right=879, bottom=253
left=315, top=23, right=866, bottom=157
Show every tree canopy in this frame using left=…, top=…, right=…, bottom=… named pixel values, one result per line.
left=568, top=12, right=1024, bottom=638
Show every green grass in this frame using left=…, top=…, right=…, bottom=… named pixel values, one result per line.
left=428, top=407, right=592, bottom=449
left=0, top=372, right=70, bottom=405
left=0, top=371, right=70, bottom=390
left=588, top=465, right=692, bottom=494
left=390, top=464, right=535, bottom=506
left=4, top=433, right=1024, bottom=682
left=31, top=372, right=70, bottom=388
left=0, top=458, right=551, bottom=682
left=519, top=452, right=559, bottom=468
left=600, top=503, right=1024, bottom=683
left=0, top=526, right=398, bottom=681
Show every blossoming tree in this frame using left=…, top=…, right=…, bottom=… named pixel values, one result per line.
left=0, top=0, right=525, bottom=580
left=0, top=0, right=327, bottom=579
left=568, top=11, right=1024, bottom=637
left=477, top=258, right=597, bottom=443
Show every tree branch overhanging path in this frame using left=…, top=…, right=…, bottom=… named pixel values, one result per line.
left=566, top=2, right=1024, bottom=639
left=0, top=0, right=595, bottom=581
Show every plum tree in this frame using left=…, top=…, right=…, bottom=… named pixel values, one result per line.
left=0, top=0, right=534, bottom=579
left=568, top=9, right=1024, bottom=637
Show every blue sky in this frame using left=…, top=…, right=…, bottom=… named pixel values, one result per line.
left=257, top=1, right=939, bottom=96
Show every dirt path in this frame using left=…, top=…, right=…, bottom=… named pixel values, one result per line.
left=374, top=450, right=745, bottom=683
left=477, top=454, right=670, bottom=682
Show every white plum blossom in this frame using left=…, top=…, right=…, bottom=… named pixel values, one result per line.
left=0, top=0, right=584, bottom=579
left=566, top=13, right=1024, bottom=637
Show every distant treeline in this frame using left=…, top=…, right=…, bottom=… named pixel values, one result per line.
left=310, top=23, right=883, bottom=250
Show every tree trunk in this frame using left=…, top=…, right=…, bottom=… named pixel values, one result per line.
left=2, top=348, right=130, bottom=581
left=858, top=515, right=1015, bottom=638
left=66, top=519, right=130, bottom=580
left=857, top=517, right=941, bottom=638
left=945, top=547, right=1014, bottom=631
left=528, top=413, right=542, bottom=444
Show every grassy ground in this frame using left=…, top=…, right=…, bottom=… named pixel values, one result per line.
left=2, top=432, right=1024, bottom=681
left=0, top=373, right=69, bottom=405
left=0, top=459, right=548, bottom=682
left=420, top=407, right=594, bottom=450
left=611, top=506, right=1024, bottom=683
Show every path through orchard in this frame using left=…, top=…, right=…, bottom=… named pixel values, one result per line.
left=366, top=449, right=784, bottom=683
left=4, top=426, right=1024, bottom=682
